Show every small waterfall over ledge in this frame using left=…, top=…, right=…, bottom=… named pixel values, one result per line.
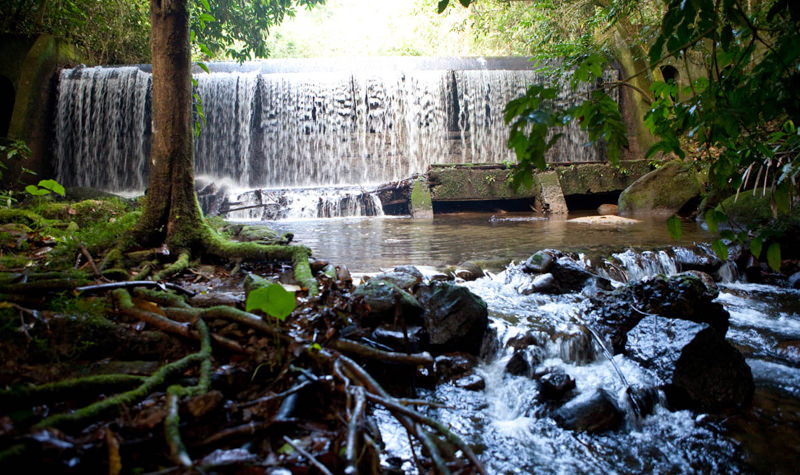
left=54, top=57, right=614, bottom=196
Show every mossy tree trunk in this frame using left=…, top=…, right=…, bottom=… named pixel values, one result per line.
left=133, top=0, right=202, bottom=251
left=126, top=0, right=317, bottom=293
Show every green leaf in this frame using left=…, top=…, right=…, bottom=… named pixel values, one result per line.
left=437, top=0, right=449, bottom=14
left=200, top=0, right=210, bottom=11
left=750, top=237, right=763, bottom=259
left=199, top=13, right=216, bottom=23
left=197, top=62, right=210, bottom=74
left=711, top=239, right=729, bottom=261
left=245, top=283, right=296, bottom=321
left=25, top=185, right=49, bottom=196
left=766, top=242, right=781, bottom=272
left=667, top=215, right=682, bottom=239
left=38, top=179, right=65, bottom=197
left=705, top=209, right=718, bottom=233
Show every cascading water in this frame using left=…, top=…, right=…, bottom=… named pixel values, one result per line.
left=375, top=247, right=800, bottom=473
left=53, top=58, right=610, bottom=216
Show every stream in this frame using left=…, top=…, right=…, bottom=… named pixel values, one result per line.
left=259, top=212, right=800, bottom=473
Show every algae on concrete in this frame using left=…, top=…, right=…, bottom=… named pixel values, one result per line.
left=410, top=176, right=433, bottom=219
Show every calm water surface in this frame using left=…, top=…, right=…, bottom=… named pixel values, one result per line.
left=263, top=212, right=712, bottom=272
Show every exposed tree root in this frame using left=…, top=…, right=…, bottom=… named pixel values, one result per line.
left=112, top=289, right=246, bottom=353
left=34, top=314, right=212, bottom=430
left=0, top=374, right=146, bottom=407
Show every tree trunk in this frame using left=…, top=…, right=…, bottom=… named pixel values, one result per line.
left=134, top=0, right=203, bottom=251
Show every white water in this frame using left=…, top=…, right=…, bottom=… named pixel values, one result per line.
left=54, top=59, right=609, bottom=193
left=376, top=248, right=800, bottom=473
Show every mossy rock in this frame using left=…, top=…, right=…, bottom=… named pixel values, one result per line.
left=618, top=160, right=704, bottom=215
left=235, top=225, right=282, bottom=244
left=717, top=192, right=774, bottom=227
left=36, top=199, right=132, bottom=228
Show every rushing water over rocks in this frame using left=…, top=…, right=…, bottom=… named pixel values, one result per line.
left=363, top=245, right=800, bottom=473
left=54, top=58, right=611, bottom=193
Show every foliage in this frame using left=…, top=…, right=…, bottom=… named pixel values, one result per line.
left=0, top=0, right=151, bottom=64
left=25, top=179, right=64, bottom=197
left=448, top=0, right=800, bottom=268
left=245, top=283, right=296, bottom=321
left=0, top=138, right=35, bottom=206
left=191, top=0, right=325, bottom=62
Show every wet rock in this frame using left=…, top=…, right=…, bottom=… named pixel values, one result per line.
left=672, top=245, right=723, bottom=274
left=454, top=373, right=486, bottom=391
left=454, top=261, right=485, bottom=281
left=479, top=326, right=501, bottom=361
left=394, top=265, right=424, bottom=281
left=372, top=325, right=427, bottom=353
left=627, top=316, right=753, bottom=413
left=552, top=388, right=624, bottom=433
left=434, top=352, right=478, bottom=382
left=373, top=270, right=421, bottom=291
left=524, top=250, right=555, bottom=274
left=597, top=203, right=618, bottom=215
left=537, top=370, right=576, bottom=402
left=520, top=252, right=609, bottom=294
left=789, top=271, right=800, bottom=289
left=667, top=327, right=754, bottom=412
left=586, top=272, right=730, bottom=353
left=519, top=273, right=556, bottom=294
left=504, top=350, right=530, bottom=376
left=417, top=282, right=489, bottom=355
left=335, top=264, right=352, bottom=285
left=506, top=331, right=547, bottom=350
left=624, top=385, right=659, bottom=418
left=352, top=279, right=424, bottom=327
left=550, top=257, right=600, bottom=293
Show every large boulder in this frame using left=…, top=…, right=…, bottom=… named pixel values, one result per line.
left=627, top=316, right=753, bottom=412
left=585, top=272, right=730, bottom=353
left=618, top=160, right=703, bottom=215
left=416, top=282, right=489, bottom=355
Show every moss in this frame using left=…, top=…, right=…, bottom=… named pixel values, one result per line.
left=0, top=254, right=31, bottom=269
left=717, top=192, right=775, bottom=227
left=0, top=208, right=48, bottom=227
left=34, top=198, right=132, bottom=228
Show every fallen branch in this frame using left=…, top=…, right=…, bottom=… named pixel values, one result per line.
left=329, top=339, right=433, bottom=366
left=238, top=380, right=314, bottom=409
left=345, top=386, right=367, bottom=473
left=79, top=243, right=101, bottom=277
left=77, top=280, right=195, bottom=297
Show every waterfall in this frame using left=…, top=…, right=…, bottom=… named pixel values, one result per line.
left=54, top=58, right=609, bottom=193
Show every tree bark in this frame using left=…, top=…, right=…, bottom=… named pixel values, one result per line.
left=134, top=0, right=202, bottom=250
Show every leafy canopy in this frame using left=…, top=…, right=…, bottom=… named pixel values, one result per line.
left=443, top=0, right=799, bottom=268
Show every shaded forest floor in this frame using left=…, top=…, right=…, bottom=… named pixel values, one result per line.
left=0, top=194, right=479, bottom=474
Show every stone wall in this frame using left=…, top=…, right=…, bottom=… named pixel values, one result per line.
left=1, top=35, right=81, bottom=188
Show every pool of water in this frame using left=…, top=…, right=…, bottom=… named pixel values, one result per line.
left=262, top=212, right=712, bottom=272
